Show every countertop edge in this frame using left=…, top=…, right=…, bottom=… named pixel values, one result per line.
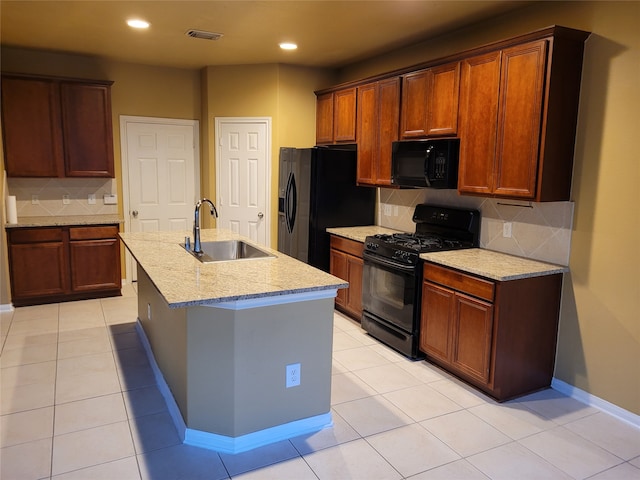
left=421, top=248, right=569, bottom=281
left=5, top=215, right=124, bottom=228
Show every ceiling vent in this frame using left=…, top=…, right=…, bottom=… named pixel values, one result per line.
left=185, top=29, right=223, bottom=41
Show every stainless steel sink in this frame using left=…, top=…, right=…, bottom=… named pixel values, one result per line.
left=180, top=240, right=275, bottom=263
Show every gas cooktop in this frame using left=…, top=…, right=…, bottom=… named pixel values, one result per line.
left=364, top=204, right=480, bottom=266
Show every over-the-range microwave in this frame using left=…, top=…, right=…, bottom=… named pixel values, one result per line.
left=391, top=138, right=459, bottom=189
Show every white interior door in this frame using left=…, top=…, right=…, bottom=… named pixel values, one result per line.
left=121, top=116, right=199, bottom=282
left=215, top=118, right=271, bottom=246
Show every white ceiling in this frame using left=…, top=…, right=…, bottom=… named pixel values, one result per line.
left=0, top=1, right=533, bottom=70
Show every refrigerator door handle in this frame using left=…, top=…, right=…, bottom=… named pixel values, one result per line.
left=285, top=172, right=293, bottom=233
left=289, top=173, right=298, bottom=231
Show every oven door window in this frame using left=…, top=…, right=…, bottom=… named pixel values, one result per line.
left=362, top=257, right=416, bottom=333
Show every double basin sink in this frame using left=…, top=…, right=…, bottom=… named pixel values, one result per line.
left=181, top=240, right=274, bottom=263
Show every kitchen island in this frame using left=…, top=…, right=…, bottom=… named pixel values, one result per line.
left=119, top=229, right=346, bottom=454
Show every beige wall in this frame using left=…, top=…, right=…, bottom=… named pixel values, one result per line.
left=338, top=1, right=640, bottom=415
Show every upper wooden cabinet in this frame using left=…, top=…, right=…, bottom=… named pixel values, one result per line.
left=356, top=77, right=400, bottom=186
left=400, top=61, right=460, bottom=139
left=458, top=29, right=589, bottom=201
left=315, top=87, right=357, bottom=145
left=1, top=74, right=115, bottom=178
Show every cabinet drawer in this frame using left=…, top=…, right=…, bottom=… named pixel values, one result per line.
left=69, top=225, right=118, bottom=240
left=330, top=236, right=363, bottom=258
left=9, top=227, right=64, bottom=244
left=423, top=262, right=494, bottom=301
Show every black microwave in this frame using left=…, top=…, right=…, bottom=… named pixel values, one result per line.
left=391, top=138, right=459, bottom=188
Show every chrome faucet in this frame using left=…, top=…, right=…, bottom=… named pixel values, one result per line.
left=193, top=198, right=218, bottom=254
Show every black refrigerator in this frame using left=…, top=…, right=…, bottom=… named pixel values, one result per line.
left=278, top=146, right=376, bottom=272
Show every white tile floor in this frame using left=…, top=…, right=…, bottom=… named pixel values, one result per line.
left=2, top=284, right=640, bottom=480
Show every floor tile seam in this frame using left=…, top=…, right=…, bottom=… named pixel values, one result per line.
left=350, top=372, right=426, bottom=398
left=357, top=435, right=406, bottom=479
left=549, top=422, right=632, bottom=463
left=52, top=414, right=131, bottom=439
left=508, top=435, right=617, bottom=479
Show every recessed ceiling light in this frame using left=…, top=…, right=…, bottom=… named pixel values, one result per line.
left=127, top=19, right=150, bottom=29
left=279, top=42, right=297, bottom=50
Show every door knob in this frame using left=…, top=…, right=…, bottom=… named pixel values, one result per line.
left=258, top=212, right=264, bottom=219
left=132, top=210, right=139, bottom=218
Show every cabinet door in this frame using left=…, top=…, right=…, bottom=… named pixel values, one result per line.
left=357, top=78, right=399, bottom=186
left=400, top=70, right=430, bottom=138
left=316, top=92, right=334, bottom=144
left=356, top=83, right=378, bottom=185
left=458, top=51, right=501, bottom=195
left=333, top=88, right=357, bottom=143
left=420, top=281, right=455, bottom=363
left=345, top=255, right=364, bottom=317
left=61, top=82, right=115, bottom=177
left=376, top=77, right=400, bottom=185
left=427, top=62, right=460, bottom=136
left=494, top=40, right=547, bottom=199
left=69, top=238, right=121, bottom=292
left=330, top=248, right=348, bottom=308
left=451, top=292, right=494, bottom=383
left=9, top=242, right=69, bottom=299
left=1, top=76, right=64, bottom=177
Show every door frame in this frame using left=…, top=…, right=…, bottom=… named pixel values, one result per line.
left=120, top=115, right=200, bottom=283
left=214, top=117, right=272, bottom=247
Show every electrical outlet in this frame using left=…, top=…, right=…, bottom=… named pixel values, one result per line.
left=88, top=194, right=96, bottom=205
left=286, top=363, right=300, bottom=388
left=503, top=222, right=513, bottom=238
left=103, top=194, right=117, bottom=205
left=31, top=195, right=39, bottom=205
left=383, top=204, right=392, bottom=216
left=62, top=194, right=71, bottom=205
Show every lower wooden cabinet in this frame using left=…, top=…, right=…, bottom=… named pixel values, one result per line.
left=329, top=235, right=364, bottom=320
left=7, top=224, right=121, bottom=307
left=420, top=262, right=562, bottom=401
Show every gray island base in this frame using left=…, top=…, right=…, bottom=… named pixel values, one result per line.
left=119, top=229, right=346, bottom=454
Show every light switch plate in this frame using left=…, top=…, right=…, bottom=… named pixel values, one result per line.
left=88, top=194, right=96, bottom=205
left=103, top=194, right=117, bottom=205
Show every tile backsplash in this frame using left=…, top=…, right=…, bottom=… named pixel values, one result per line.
left=377, top=188, right=573, bottom=266
left=7, top=178, right=118, bottom=216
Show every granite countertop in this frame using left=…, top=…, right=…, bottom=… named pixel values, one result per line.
left=326, top=225, right=405, bottom=243
left=5, top=215, right=124, bottom=228
left=119, top=229, right=347, bottom=309
left=421, top=248, right=568, bottom=281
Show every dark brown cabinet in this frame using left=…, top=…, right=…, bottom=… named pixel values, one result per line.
left=457, top=28, right=589, bottom=201
left=8, top=228, right=69, bottom=300
left=421, top=262, right=563, bottom=401
left=315, top=87, right=357, bottom=145
left=329, top=235, right=365, bottom=320
left=356, top=77, right=400, bottom=186
left=7, top=225, right=121, bottom=307
left=69, top=226, right=121, bottom=293
left=1, top=74, right=114, bottom=178
left=400, top=61, right=460, bottom=139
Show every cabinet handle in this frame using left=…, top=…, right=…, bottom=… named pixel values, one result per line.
left=132, top=210, right=139, bottom=218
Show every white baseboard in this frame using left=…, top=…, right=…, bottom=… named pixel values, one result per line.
left=552, top=377, right=640, bottom=429
left=0, top=303, right=14, bottom=313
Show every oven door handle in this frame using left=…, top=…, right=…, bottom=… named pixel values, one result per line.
left=363, top=251, right=417, bottom=273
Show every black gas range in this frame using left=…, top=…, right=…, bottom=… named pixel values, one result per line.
left=361, top=204, right=480, bottom=358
